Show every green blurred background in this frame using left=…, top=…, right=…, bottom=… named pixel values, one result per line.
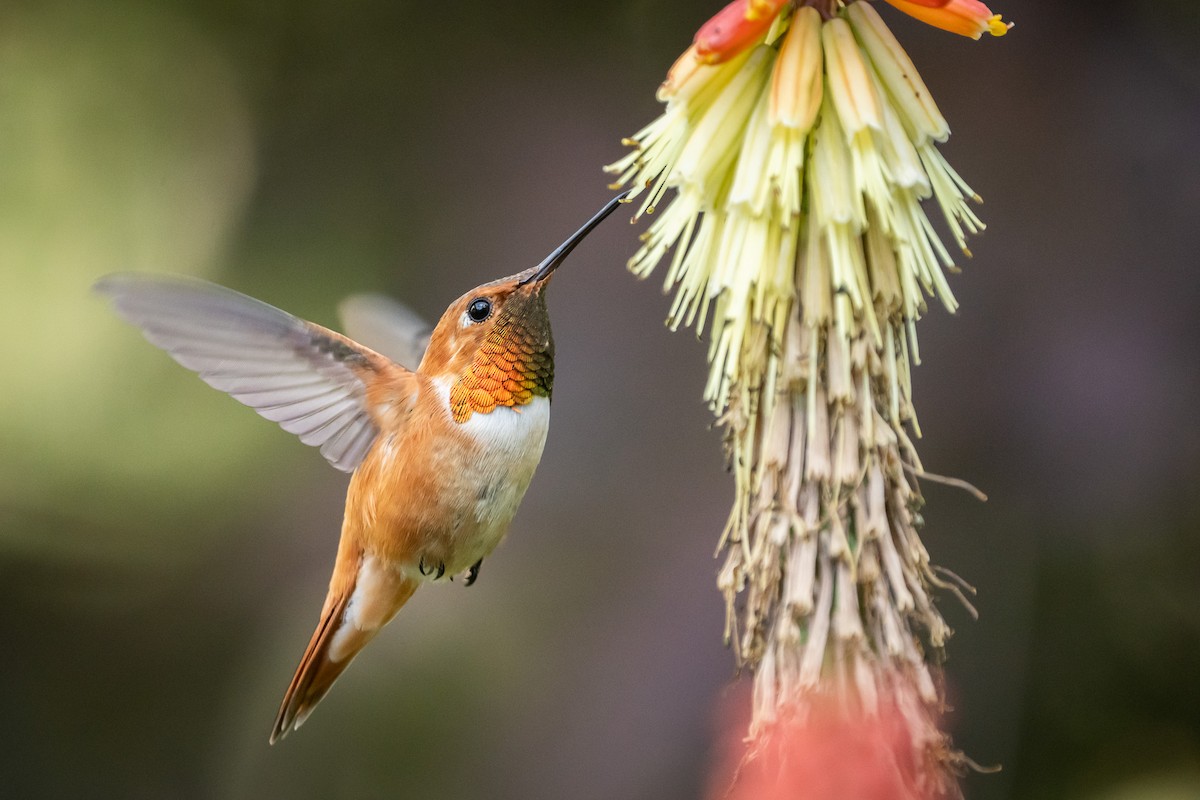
left=2, top=1, right=1198, bottom=797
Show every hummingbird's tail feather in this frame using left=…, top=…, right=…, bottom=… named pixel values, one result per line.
left=270, top=556, right=417, bottom=743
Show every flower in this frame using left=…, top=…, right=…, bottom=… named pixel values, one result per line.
left=694, top=0, right=786, bottom=64
left=884, top=0, right=1012, bottom=39
left=607, top=0, right=1008, bottom=795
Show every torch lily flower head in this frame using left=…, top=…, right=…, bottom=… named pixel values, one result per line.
left=606, top=1, right=1010, bottom=795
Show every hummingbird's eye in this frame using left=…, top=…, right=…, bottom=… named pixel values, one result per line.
left=467, top=297, right=493, bottom=323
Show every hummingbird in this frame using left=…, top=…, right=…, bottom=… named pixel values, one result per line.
left=95, top=193, right=627, bottom=743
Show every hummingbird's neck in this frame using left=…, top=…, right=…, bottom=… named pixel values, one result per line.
left=444, top=301, right=554, bottom=424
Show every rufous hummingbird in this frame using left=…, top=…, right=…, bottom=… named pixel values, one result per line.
left=95, top=193, right=627, bottom=743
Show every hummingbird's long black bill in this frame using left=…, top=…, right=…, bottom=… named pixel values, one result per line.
left=522, top=190, right=631, bottom=285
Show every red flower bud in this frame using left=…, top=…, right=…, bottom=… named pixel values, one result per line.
left=693, top=0, right=784, bottom=65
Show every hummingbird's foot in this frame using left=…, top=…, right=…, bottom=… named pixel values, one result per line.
left=465, top=559, right=483, bottom=587
left=419, top=556, right=446, bottom=580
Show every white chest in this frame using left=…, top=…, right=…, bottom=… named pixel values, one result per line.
left=433, top=379, right=550, bottom=550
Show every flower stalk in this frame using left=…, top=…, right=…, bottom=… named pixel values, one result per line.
left=607, top=0, right=1008, bottom=794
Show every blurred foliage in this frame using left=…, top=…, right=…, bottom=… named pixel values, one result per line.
left=1, top=0, right=256, bottom=563
left=2, top=0, right=1199, bottom=798
left=1012, top=498, right=1200, bottom=800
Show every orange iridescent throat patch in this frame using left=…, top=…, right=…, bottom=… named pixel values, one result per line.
left=449, top=313, right=553, bottom=423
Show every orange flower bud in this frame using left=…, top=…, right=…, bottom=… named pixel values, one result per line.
left=883, top=0, right=1012, bottom=39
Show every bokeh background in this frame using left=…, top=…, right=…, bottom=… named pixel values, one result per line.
left=2, top=1, right=1198, bottom=797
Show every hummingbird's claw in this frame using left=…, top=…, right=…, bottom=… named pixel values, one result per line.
left=465, top=559, right=483, bottom=587
left=419, top=556, right=446, bottom=580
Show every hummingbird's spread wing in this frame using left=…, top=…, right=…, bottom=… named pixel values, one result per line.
left=337, top=293, right=432, bottom=371
left=96, top=273, right=407, bottom=473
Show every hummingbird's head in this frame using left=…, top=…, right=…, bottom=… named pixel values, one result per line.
left=421, top=193, right=627, bottom=422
